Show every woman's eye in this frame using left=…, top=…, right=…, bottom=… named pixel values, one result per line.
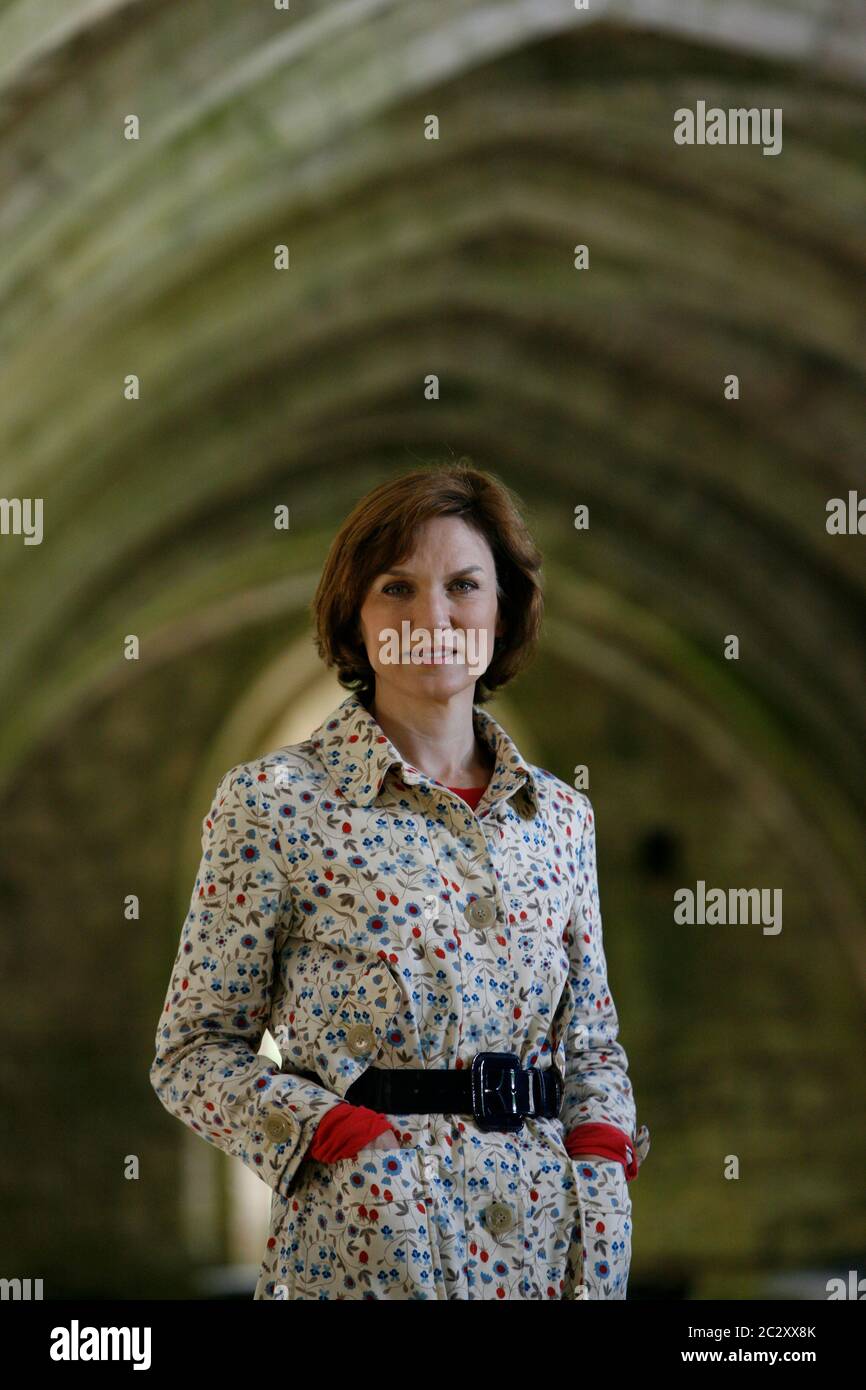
left=381, top=580, right=478, bottom=597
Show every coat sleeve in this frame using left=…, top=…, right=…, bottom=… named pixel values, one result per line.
left=558, top=793, right=648, bottom=1168
left=149, top=765, right=345, bottom=1200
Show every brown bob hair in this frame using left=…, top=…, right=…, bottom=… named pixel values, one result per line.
left=311, top=460, right=544, bottom=707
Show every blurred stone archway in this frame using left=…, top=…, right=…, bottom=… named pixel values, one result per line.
left=0, top=0, right=863, bottom=1297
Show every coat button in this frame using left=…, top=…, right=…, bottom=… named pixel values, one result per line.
left=263, top=1111, right=295, bottom=1144
left=464, top=897, right=496, bottom=928
left=485, top=1201, right=514, bottom=1236
left=346, top=1023, right=375, bottom=1056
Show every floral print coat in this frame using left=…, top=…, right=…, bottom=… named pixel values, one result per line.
left=150, top=691, right=650, bottom=1300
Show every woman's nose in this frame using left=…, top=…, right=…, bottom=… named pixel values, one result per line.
left=411, top=597, right=457, bottom=634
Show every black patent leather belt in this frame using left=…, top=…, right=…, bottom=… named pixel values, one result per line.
left=343, top=1051, right=563, bottom=1133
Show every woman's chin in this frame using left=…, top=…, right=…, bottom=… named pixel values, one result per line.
left=380, top=667, right=479, bottom=699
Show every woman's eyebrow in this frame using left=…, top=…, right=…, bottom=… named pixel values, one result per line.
left=381, top=565, right=484, bottom=578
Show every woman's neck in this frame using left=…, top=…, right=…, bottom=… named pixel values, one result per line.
left=368, top=688, right=495, bottom=786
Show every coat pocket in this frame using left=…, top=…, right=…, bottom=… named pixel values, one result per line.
left=566, top=1155, right=633, bottom=1300
left=284, top=1146, right=444, bottom=1300
left=303, top=956, right=404, bottom=1096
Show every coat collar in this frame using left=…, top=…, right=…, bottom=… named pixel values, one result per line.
left=309, top=691, right=540, bottom=816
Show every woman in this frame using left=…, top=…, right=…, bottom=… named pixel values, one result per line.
left=150, top=461, right=650, bottom=1300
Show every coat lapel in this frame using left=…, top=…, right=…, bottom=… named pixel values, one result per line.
left=309, top=691, right=540, bottom=817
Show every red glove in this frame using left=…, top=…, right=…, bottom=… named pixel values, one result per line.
left=306, top=1101, right=399, bottom=1162
left=564, top=1122, right=639, bottom=1181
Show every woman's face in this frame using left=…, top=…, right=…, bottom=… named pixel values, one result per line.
left=357, top=515, right=503, bottom=706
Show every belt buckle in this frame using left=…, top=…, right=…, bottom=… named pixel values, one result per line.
left=470, top=1051, right=525, bottom=1132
